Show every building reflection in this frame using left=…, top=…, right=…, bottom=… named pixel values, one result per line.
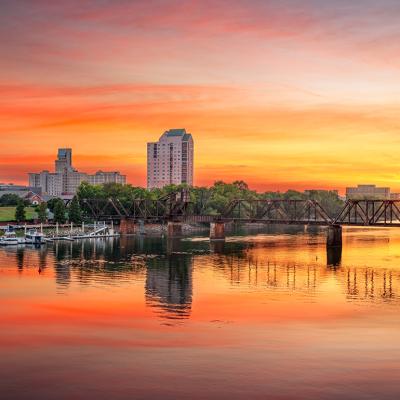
left=145, top=254, right=193, bottom=321
left=1, top=230, right=400, bottom=313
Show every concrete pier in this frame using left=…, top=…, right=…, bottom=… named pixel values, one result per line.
left=327, top=225, right=342, bottom=247
left=167, top=222, right=183, bottom=237
left=119, top=218, right=136, bottom=235
left=210, top=222, right=225, bottom=240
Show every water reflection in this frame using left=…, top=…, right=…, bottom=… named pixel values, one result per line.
left=2, top=227, right=400, bottom=399
left=1, top=230, right=400, bottom=308
left=145, top=255, right=193, bottom=320
left=326, top=246, right=342, bottom=267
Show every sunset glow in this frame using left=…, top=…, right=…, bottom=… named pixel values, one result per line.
left=2, top=0, right=400, bottom=191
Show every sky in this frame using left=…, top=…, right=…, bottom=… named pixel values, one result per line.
left=1, top=0, right=400, bottom=192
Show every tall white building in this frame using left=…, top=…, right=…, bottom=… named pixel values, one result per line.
left=147, top=129, right=194, bottom=189
left=29, top=149, right=126, bottom=197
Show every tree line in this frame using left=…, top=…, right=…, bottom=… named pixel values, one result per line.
left=10, top=197, right=82, bottom=224
left=4, top=181, right=344, bottom=223
left=76, top=181, right=344, bottom=218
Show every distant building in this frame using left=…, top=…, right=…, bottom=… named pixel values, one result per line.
left=55, top=148, right=72, bottom=173
left=0, top=184, right=44, bottom=205
left=147, top=129, right=194, bottom=189
left=346, top=185, right=390, bottom=200
left=0, top=183, right=41, bottom=195
left=28, top=148, right=126, bottom=197
left=88, top=170, right=126, bottom=185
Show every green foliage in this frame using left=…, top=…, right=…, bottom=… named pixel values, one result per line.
left=53, top=201, right=66, bottom=224
left=0, top=193, right=22, bottom=206
left=47, top=198, right=64, bottom=213
left=75, top=181, right=344, bottom=219
left=37, top=202, right=47, bottom=223
left=304, top=190, right=343, bottom=216
left=68, top=196, right=82, bottom=224
left=15, top=201, right=26, bottom=222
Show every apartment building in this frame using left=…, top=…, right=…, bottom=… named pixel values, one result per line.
left=147, top=129, right=194, bottom=189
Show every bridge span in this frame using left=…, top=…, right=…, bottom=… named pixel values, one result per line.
left=81, top=191, right=400, bottom=247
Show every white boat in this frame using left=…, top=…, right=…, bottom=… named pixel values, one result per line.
left=25, top=229, right=46, bottom=245
left=0, top=230, right=20, bottom=246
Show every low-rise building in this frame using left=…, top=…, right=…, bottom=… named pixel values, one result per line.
left=0, top=183, right=44, bottom=204
left=346, top=185, right=390, bottom=200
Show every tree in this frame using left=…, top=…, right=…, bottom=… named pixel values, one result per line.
left=53, top=201, right=66, bottom=224
left=37, top=202, right=47, bottom=223
left=68, top=196, right=82, bottom=224
left=15, top=201, right=26, bottom=222
left=47, top=198, right=64, bottom=213
left=0, top=193, right=21, bottom=206
left=232, top=180, right=249, bottom=191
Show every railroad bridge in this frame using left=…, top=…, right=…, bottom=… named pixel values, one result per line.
left=81, top=190, right=400, bottom=247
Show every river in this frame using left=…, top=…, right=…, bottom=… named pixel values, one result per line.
left=1, top=226, right=399, bottom=399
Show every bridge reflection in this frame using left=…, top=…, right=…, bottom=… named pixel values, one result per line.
left=211, top=254, right=400, bottom=303
left=1, top=233, right=400, bottom=322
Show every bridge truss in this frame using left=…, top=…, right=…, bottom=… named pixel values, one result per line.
left=219, top=199, right=332, bottom=225
left=81, top=190, right=191, bottom=221
left=334, top=200, right=400, bottom=226
left=81, top=193, right=400, bottom=227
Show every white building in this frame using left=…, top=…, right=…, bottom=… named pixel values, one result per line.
left=147, top=129, right=194, bottom=189
left=29, top=149, right=126, bottom=196
left=346, top=185, right=390, bottom=200
left=88, top=171, right=127, bottom=185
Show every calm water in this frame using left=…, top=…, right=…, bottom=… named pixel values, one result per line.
left=1, top=226, right=400, bottom=399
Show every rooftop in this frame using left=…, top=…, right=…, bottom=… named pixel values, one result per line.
left=165, top=128, right=186, bottom=137
left=164, top=129, right=192, bottom=141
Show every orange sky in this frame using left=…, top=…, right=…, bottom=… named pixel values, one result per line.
left=1, top=0, right=400, bottom=192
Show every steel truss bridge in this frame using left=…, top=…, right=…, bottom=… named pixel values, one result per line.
left=81, top=191, right=400, bottom=227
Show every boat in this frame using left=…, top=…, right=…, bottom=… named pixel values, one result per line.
left=25, top=229, right=46, bottom=245
left=0, top=228, right=20, bottom=246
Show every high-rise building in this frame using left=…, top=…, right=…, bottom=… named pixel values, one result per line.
left=28, top=149, right=126, bottom=197
left=147, top=129, right=194, bottom=189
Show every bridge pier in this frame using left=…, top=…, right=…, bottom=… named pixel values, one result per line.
left=327, top=225, right=342, bottom=247
left=327, top=246, right=342, bottom=267
left=167, top=221, right=183, bottom=237
left=210, top=222, right=225, bottom=240
left=119, top=218, right=136, bottom=235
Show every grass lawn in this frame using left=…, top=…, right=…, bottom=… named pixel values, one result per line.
left=0, top=206, right=37, bottom=222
